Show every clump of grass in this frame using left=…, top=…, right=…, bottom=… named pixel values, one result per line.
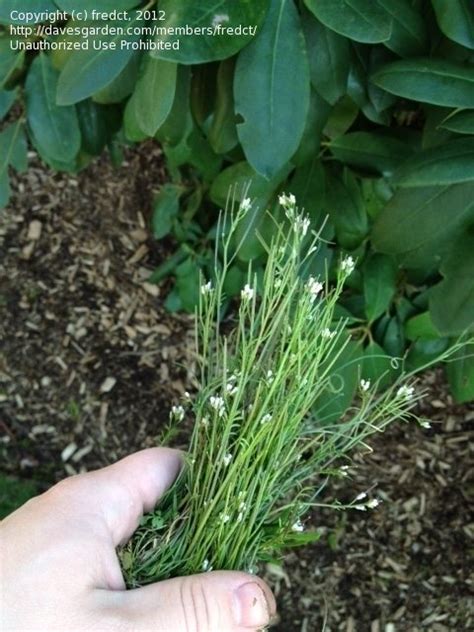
left=122, top=192, right=425, bottom=586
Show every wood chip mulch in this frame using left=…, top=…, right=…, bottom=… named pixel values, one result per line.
left=1, top=146, right=473, bottom=631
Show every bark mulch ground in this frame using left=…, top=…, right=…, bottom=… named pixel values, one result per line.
left=1, top=147, right=473, bottom=631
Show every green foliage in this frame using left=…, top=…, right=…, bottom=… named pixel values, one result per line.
left=2, top=0, right=473, bottom=401
left=0, top=474, right=38, bottom=519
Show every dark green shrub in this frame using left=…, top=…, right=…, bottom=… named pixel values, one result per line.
left=1, top=0, right=473, bottom=402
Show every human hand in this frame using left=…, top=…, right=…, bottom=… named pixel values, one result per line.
left=0, top=448, right=277, bottom=631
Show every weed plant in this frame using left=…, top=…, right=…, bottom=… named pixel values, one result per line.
left=122, top=192, right=428, bottom=586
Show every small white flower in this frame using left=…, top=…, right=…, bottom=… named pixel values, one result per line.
left=354, top=504, right=367, bottom=511
left=241, top=283, right=255, bottom=301
left=183, top=391, right=191, bottom=401
left=360, top=379, right=371, bottom=392
left=223, top=452, right=233, bottom=466
left=321, top=328, right=336, bottom=339
left=307, top=276, right=323, bottom=302
left=355, top=492, right=367, bottom=501
left=419, top=419, right=431, bottom=429
left=220, top=513, right=231, bottom=524
left=170, top=405, right=185, bottom=421
left=210, top=395, right=225, bottom=416
left=278, top=192, right=296, bottom=209
left=260, top=413, right=272, bottom=424
left=397, top=384, right=415, bottom=400
left=200, top=281, right=213, bottom=295
left=367, top=498, right=380, bottom=509
left=239, top=501, right=247, bottom=511
left=340, top=465, right=350, bottom=471
left=200, top=417, right=209, bottom=427
left=240, top=197, right=252, bottom=212
left=226, top=383, right=238, bottom=396
left=291, top=520, right=304, bottom=532
left=274, top=276, right=283, bottom=289
left=202, top=559, right=212, bottom=572
left=340, top=255, right=355, bottom=275
left=293, top=213, right=311, bottom=237
left=237, top=512, right=244, bottom=523
left=266, top=369, right=274, bottom=384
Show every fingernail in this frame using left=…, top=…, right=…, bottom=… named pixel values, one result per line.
left=234, top=581, right=276, bottom=629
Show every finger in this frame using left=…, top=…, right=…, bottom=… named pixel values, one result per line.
left=109, top=570, right=278, bottom=632
left=46, top=447, right=183, bottom=546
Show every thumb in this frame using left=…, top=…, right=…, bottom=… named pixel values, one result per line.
left=115, top=570, right=277, bottom=631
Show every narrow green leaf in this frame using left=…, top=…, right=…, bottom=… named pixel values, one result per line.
left=372, top=183, right=474, bottom=262
left=234, top=0, right=310, bottom=178
left=0, top=168, right=10, bottom=208
left=25, top=54, right=81, bottom=163
left=323, top=95, right=359, bottom=139
left=432, top=0, right=474, bottom=50
left=151, top=0, right=270, bottom=64
left=56, top=15, right=143, bottom=105
left=304, top=0, right=392, bottom=44
left=330, top=132, right=413, bottom=175
left=302, top=9, right=350, bottom=105
left=371, top=58, right=474, bottom=107
left=440, top=109, right=474, bottom=134
left=127, top=56, right=177, bottom=137
left=363, top=254, right=397, bottom=322
left=393, top=138, right=474, bottom=186
left=377, top=0, right=428, bottom=56
left=155, top=66, right=192, bottom=146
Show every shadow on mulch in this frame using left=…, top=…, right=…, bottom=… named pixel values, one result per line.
left=1, top=146, right=473, bottom=631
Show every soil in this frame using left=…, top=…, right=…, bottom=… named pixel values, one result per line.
left=1, top=146, right=473, bottom=632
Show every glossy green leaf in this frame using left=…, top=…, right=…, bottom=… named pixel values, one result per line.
left=0, top=38, right=24, bottom=89
left=0, top=89, right=17, bottom=118
left=155, top=66, right=192, bottom=146
left=0, top=169, right=10, bottom=207
left=406, top=338, right=449, bottom=371
left=55, top=0, right=140, bottom=11
left=446, top=340, right=474, bottom=402
left=292, top=90, right=331, bottom=167
left=313, top=337, right=361, bottom=423
left=234, top=0, right=310, bottom=178
left=76, top=100, right=113, bottom=156
left=0, top=0, right=56, bottom=23
left=56, top=15, right=143, bottom=105
left=326, top=170, right=368, bottom=250
left=432, top=0, right=474, bottom=50
left=372, top=183, right=474, bottom=264
left=175, top=257, right=200, bottom=312
left=330, top=132, right=413, bottom=175
left=405, top=311, right=441, bottom=341
left=127, top=56, right=177, bottom=137
left=25, top=54, right=81, bottom=163
left=394, top=138, right=474, bottom=186
left=440, top=109, right=474, bottom=134
left=430, top=230, right=474, bottom=335
left=323, top=95, right=359, bottom=139
left=151, top=184, right=183, bottom=239
left=289, top=158, right=325, bottom=225
left=151, top=0, right=270, bottom=64
left=0, top=120, right=24, bottom=173
left=363, top=254, right=397, bottom=322
left=377, top=0, right=428, bottom=56
left=371, top=58, right=474, bottom=108
left=304, top=0, right=391, bottom=44
left=302, top=9, right=350, bottom=105
left=209, top=59, right=238, bottom=154
left=347, top=46, right=390, bottom=126
left=382, top=316, right=405, bottom=358
left=92, top=52, right=141, bottom=104
left=362, top=341, right=396, bottom=389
